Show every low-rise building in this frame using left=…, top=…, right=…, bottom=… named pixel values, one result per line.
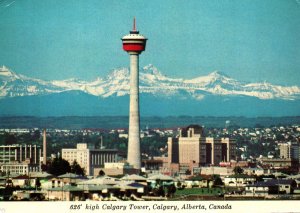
left=259, top=157, right=299, bottom=171
left=183, top=175, right=214, bottom=188
left=224, top=174, right=256, bottom=187
left=245, top=182, right=277, bottom=196
left=94, top=162, right=137, bottom=176
left=200, top=166, right=234, bottom=177
left=0, top=161, right=40, bottom=175
left=245, top=179, right=297, bottom=196
left=243, top=168, right=266, bottom=176
left=0, top=144, right=42, bottom=175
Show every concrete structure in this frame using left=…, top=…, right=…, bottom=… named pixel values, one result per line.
left=167, top=125, right=236, bottom=174
left=122, top=18, right=147, bottom=170
left=62, top=143, right=118, bottom=176
left=43, top=129, right=47, bottom=165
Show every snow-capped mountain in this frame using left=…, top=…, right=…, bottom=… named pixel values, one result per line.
left=0, top=65, right=63, bottom=98
left=1, top=65, right=300, bottom=117
left=1, top=64, right=299, bottom=100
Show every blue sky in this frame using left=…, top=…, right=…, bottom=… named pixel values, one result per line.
left=0, top=0, right=299, bottom=85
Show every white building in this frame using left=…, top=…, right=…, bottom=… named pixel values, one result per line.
left=245, top=182, right=272, bottom=197
left=278, top=142, right=299, bottom=160
left=0, top=144, right=41, bottom=175
left=0, top=144, right=41, bottom=164
left=245, top=179, right=297, bottom=196
left=118, top=133, right=128, bottom=139
left=94, top=162, right=136, bottom=176
left=224, top=174, right=256, bottom=187
left=62, top=143, right=118, bottom=176
left=0, top=162, right=40, bottom=175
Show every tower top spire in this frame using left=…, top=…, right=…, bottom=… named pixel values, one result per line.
left=130, top=17, right=139, bottom=34
left=133, top=17, right=136, bottom=31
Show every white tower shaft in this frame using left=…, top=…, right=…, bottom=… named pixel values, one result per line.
left=128, top=53, right=141, bottom=169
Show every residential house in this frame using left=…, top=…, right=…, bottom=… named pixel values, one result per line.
left=245, top=179, right=297, bottom=196
left=183, top=175, right=213, bottom=188
left=224, top=174, right=256, bottom=187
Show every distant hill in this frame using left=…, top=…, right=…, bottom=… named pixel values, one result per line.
left=0, top=116, right=299, bottom=129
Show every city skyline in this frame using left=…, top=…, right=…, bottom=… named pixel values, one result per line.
left=0, top=0, right=299, bottom=86
left=1, top=0, right=300, bottom=206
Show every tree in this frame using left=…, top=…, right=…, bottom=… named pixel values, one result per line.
left=47, top=158, right=71, bottom=176
left=41, top=164, right=48, bottom=172
left=32, top=130, right=41, bottom=141
left=98, top=170, right=105, bottom=177
left=166, top=184, right=176, bottom=197
left=35, top=178, right=41, bottom=189
left=176, top=181, right=182, bottom=188
left=0, top=170, right=6, bottom=176
left=152, top=185, right=165, bottom=197
left=185, top=169, right=191, bottom=175
left=4, top=134, right=17, bottom=145
left=233, top=166, right=244, bottom=175
left=213, top=175, right=223, bottom=187
left=233, top=166, right=244, bottom=190
left=71, top=160, right=85, bottom=176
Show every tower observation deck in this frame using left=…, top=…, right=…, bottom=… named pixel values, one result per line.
left=122, top=18, right=147, bottom=53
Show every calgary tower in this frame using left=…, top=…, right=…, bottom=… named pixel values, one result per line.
left=122, top=18, right=147, bottom=170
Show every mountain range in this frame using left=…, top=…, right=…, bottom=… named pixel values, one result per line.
left=0, top=65, right=299, bottom=116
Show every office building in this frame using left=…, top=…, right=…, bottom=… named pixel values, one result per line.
left=62, top=143, right=118, bottom=176
left=278, top=142, right=299, bottom=160
left=168, top=125, right=236, bottom=169
left=0, top=144, right=41, bottom=164
left=0, top=144, right=42, bottom=174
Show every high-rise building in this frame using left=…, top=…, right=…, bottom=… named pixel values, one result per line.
left=122, top=18, right=147, bottom=170
left=279, top=142, right=299, bottom=160
left=62, top=143, right=118, bottom=176
left=168, top=125, right=236, bottom=168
